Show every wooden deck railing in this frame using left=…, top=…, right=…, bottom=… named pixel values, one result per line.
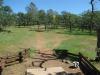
left=79, top=53, right=100, bottom=75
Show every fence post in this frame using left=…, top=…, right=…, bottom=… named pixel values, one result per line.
left=18, top=52, right=23, bottom=63
left=24, top=48, right=30, bottom=58
left=0, top=57, right=5, bottom=75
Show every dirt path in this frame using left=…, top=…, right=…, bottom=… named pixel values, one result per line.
left=35, top=32, right=46, bottom=52
left=49, top=34, right=65, bottom=50
left=35, top=32, right=65, bottom=54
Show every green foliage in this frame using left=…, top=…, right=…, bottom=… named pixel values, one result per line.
left=17, top=12, right=26, bottom=26
left=0, top=0, right=13, bottom=31
left=81, top=11, right=100, bottom=31
left=0, top=1, right=100, bottom=32
left=28, top=48, right=36, bottom=58
left=38, top=10, right=46, bottom=24
left=26, top=2, right=38, bottom=25
left=46, top=9, right=55, bottom=25
left=26, top=2, right=38, bottom=17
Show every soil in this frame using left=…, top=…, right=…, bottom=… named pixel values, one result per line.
left=35, top=32, right=65, bottom=54
left=2, top=32, right=83, bottom=75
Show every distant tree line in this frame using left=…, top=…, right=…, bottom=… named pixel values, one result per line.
left=0, top=0, right=100, bottom=33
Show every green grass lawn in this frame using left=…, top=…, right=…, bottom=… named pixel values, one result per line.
left=0, top=27, right=99, bottom=70
left=57, top=36, right=96, bottom=58
left=0, top=27, right=97, bottom=57
left=0, top=28, right=97, bottom=58
left=36, top=29, right=97, bottom=58
left=55, top=29, right=97, bottom=59
left=0, top=27, right=36, bottom=56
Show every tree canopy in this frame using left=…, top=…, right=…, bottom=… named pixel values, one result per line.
left=0, top=0, right=100, bottom=32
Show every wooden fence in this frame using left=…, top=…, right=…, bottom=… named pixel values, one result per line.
left=53, top=49, right=100, bottom=75
left=0, top=48, right=30, bottom=68
left=79, top=53, right=100, bottom=75
left=53, top=49, right=79, bottom=61
left=0, top=49, right=100, bottom=75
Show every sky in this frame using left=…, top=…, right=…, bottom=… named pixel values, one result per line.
left=4, top=0, right=100, bottom=14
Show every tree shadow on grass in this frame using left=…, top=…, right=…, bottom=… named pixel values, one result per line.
left=56, top=30, right=96, bottom=36
left=53, top=49, right=79, bottom=61
left=30, top=29, right=45, bottom=32
left=0, top=30, right=12, bottom=33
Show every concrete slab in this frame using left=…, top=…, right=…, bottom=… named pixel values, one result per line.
left=27, top=67, right=65, bottom=75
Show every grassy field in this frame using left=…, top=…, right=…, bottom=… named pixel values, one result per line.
left=56, top=29, right=97, bottom=59
left=0, top=27, right=36, bottom=56
left=40, top=29, right=97, bottom=59
left=0, top=27, right=97, bottom=57
left=0, top=27, right=99, bottom=70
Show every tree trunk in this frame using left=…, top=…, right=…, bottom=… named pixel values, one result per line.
left=69, top=21, right=72, bottom=32
left=96, top=28, right=100, bottom=61
left=69, top=24, right=72, bottom=32
left=89, top=24, right=92, bottom=34
left=89, top=0, right=95, bottom=34
left=0, top=25, right=3, bottom=32
left=0, top=28, right=2, bottom=32
left=81, top=25, right=84, bottom=32
left=45, top=24, right=47, bottom=31
left=97, top=29, right=100, bottom=48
